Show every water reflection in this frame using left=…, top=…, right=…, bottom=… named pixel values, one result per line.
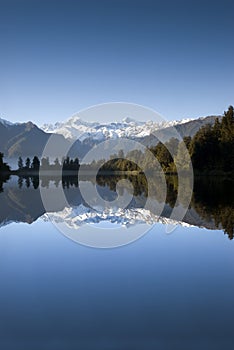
left=0, top=174, right=10, bottom=193
left=0, top=174, right=233, bottom=239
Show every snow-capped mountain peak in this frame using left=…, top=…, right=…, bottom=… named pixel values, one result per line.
left=41, top=115, right=194, bottom=141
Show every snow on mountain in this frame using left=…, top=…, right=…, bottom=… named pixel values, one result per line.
left=0, top=117, right=13, bottom=127
left=43, top=204, right=194, bottom=230
left=41, top=115, right=193, bottom=141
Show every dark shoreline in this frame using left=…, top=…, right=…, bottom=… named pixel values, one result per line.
left=1, top=169, right=234, bottom=178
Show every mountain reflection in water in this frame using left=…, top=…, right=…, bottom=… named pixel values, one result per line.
left=0, top=174, right=233, bottom=240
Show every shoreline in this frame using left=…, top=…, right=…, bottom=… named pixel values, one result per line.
left=0, top=169, right=234, bottom=178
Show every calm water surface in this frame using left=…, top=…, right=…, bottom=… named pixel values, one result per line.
left=0, top=175, right=233, bottom=350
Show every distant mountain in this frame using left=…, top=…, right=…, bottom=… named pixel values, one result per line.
left=42, top=115, right=194, bottom=141
left=138, top=115, right=222, bottom=146
left=42, top=114, right=222, bottom=158
left=157, top=115, right=221, bottom=140
left=0, top=114, right=221, bottom=160
left=0, top=117, right=13, bottom=127
left=0, top=119, right=70, bottom=159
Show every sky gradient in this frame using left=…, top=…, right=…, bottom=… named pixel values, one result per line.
left=0, top=0, right=234, bottom=125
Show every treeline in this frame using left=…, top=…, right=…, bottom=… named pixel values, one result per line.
left=151, top=105, right=234, bottom=173
left=82, top=141, right=180, bottom=173
left=0, top=167, right=233, bottom=238
left=16, top=175, right=79, bottom=190
left=85, top=138, right=185, bottom=173
left=95, top=174, right=234, bottom=240
left=97, top=174, right=234, bottom=240
left=94, top=106, right=234, bottom=174
left=0, top=106, right=233, bottom=175
left=191, top=177, right=234, bottom=239
left=17, top=156, right=80, bottom=172
left=189, top=106, right=234, bottom=172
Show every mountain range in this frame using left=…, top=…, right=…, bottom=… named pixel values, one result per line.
left=41, top=114, right=220, bottom=142
left=0, top=179, right=223, bottom=234
left=0, top=114, right=221, bottom=160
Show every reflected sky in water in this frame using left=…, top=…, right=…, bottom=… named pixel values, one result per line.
left=0, top=174, right=233, bottom=349
left=0, top=219, right=233, bottom=350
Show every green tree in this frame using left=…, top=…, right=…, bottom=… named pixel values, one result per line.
left=220, top=106, right=234, bottom=171
left=183, top=136, right=192, bottom=150
left=189, top=124, right=219, bottom=171
left=154, top=142, right=173, bottom=171
left=165, top=138, right=179, bottom=157
left=189, top=106, right=234, bottom=172
left=175, top=141, right=191, bottom=171
left=220, top=105, right=234, bottom=143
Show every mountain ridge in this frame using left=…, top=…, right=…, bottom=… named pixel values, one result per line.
left=0, top=114, right=222, bottom=159
left=41, top=115, right=199, bottom=140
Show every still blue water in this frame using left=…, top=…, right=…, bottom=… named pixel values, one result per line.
left=0, top=219, right=233, bottom=350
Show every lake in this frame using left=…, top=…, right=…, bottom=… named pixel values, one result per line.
left=0, top=174, right=233, bottom=349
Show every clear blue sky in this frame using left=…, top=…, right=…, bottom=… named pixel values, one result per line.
left=0, top=0, right=233, bottom=125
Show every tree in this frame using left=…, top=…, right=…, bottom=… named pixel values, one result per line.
left=25, top=177, right=30, bottom=188
left=189, top=124, right=219, bottom=171
left=165, top=138, right=179, bottom=157
left=25, top=157, right=31, bottom=169
left=154, top=142, right=173, bottom=170
left=18, top=156, right=23, bottom=170
left=213, top=118, right=221, bottom=140
left=221, top=105, right=234, bottom=143
left=175, top=141, right=191, bottom=171
left=183, top=136, right=192, bottom=150
left=0, top=152, right=10, bottom=173
left=41, top=157, right=50, bottom=169
left=32, top=176, right=39, bottom=189
left=31, top=156, right=40, bottom=170
left=220, top=106, right=234, bottom=171
left=63, top=156, right=70, bottom=171
left=18, top=177, right=23, bottom=189
left=54, top=158, right=61, bottom=170
left=189, top=106, right=234, bottom=172
left=74, top=158, right=80, bottom=170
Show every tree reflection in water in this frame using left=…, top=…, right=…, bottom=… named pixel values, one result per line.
left=0, top=174, right=233, bottom=239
